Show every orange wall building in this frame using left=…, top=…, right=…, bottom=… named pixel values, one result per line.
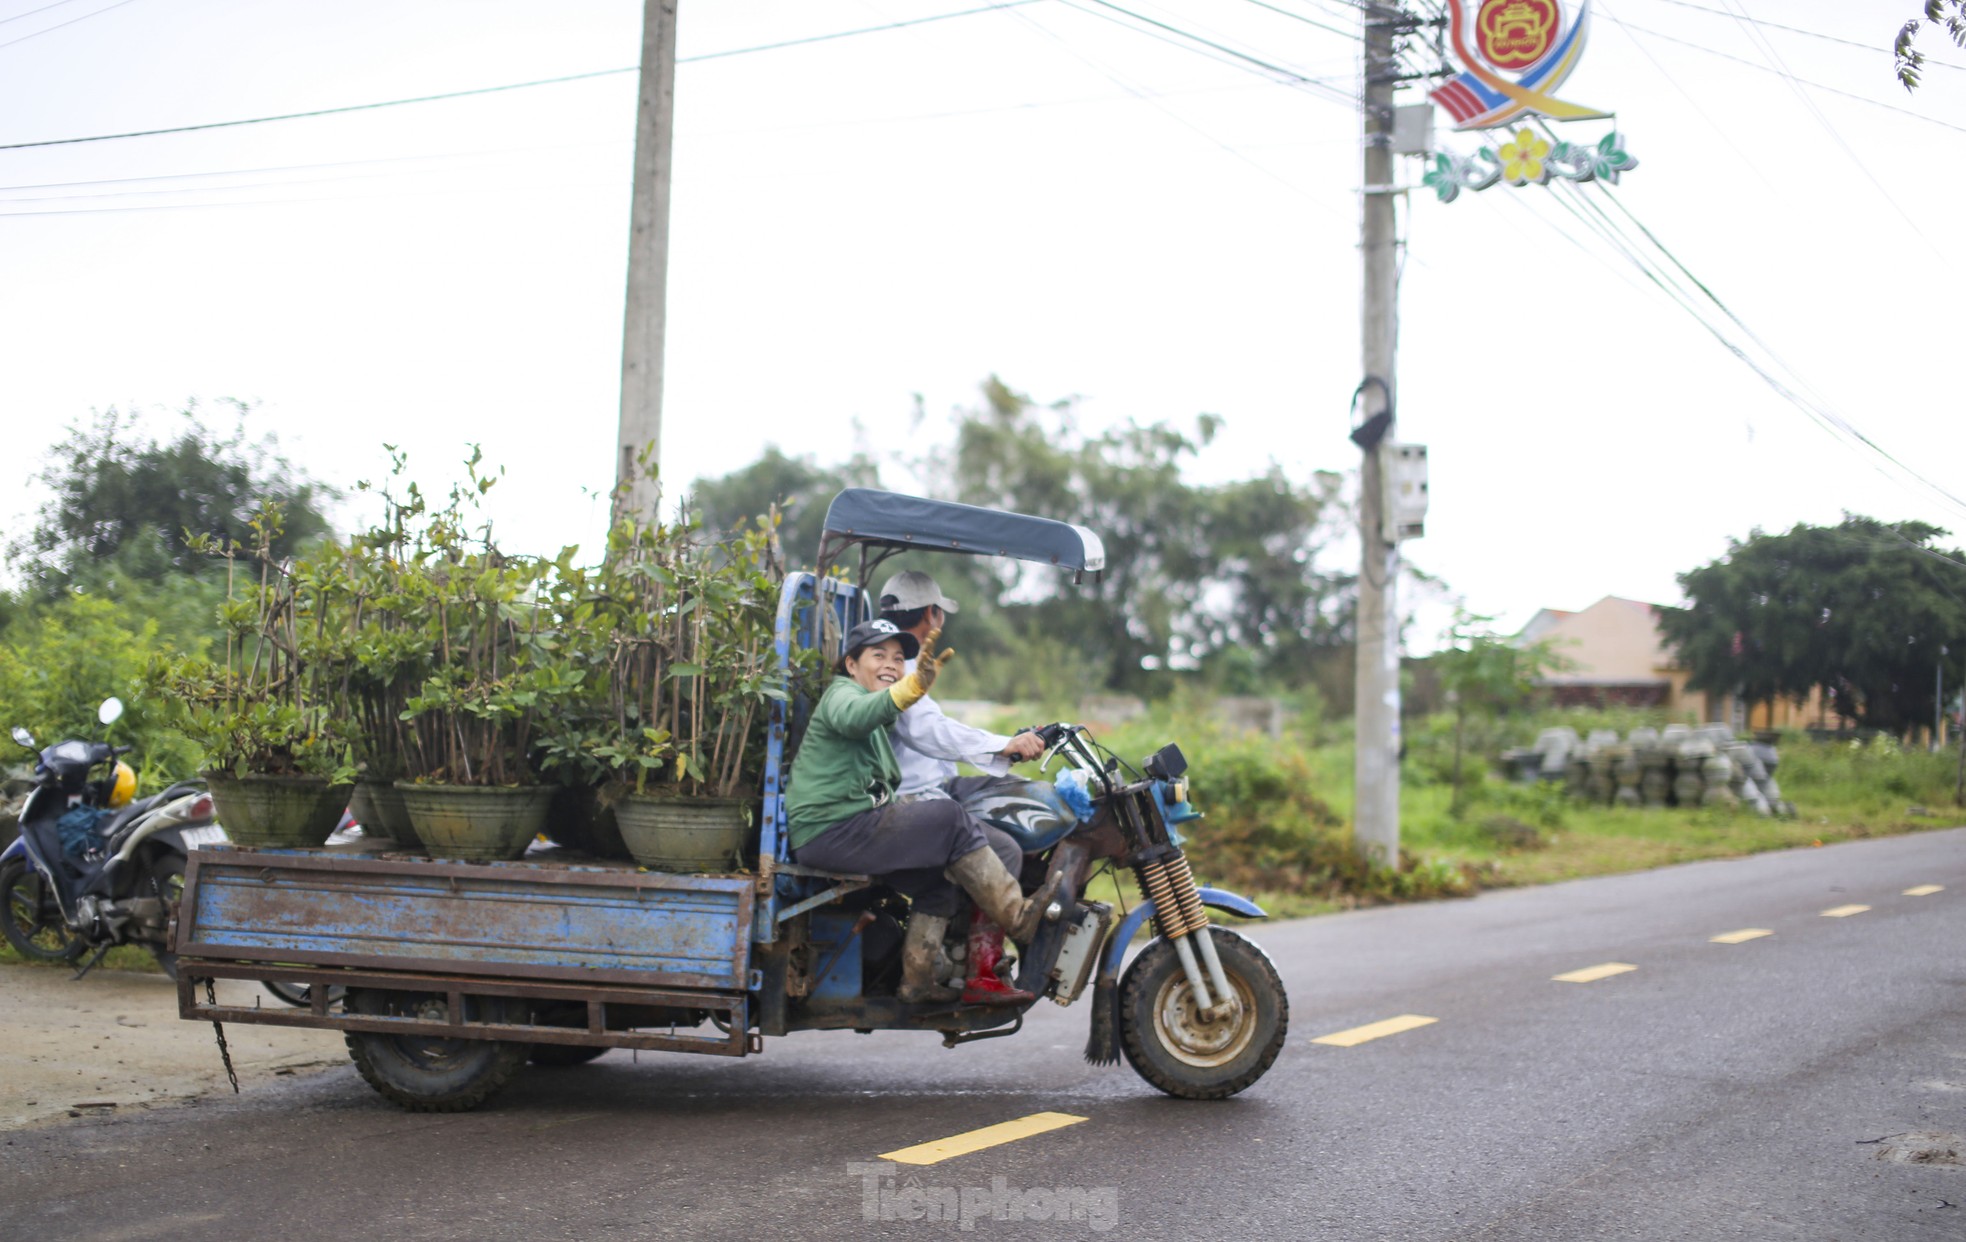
left=1521, top=596, right=1826, bottom=730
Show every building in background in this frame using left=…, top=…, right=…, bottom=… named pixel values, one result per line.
left=1521, top=596, right=1825, bottom=731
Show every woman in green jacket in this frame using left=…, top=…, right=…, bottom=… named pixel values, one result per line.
left=787, top=618, right=1057, bottom=1005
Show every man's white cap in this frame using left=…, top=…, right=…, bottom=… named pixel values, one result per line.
left=878, top=569, right=959, bottom=614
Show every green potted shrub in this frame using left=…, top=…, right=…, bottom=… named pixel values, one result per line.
left=338, top=494, right=432, bottom=849
left=601, top=510, right=783, bottom=873
left=157, top=502, right=356, bottom=847
left=389, top=459, right=586, bottom=860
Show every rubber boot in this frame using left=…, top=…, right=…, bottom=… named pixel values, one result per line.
left=961, top=908, right=1036, bottom=1006
left=943, top=847, right=1062, bottom=944
left=896, top=912, right=960, bottom=1004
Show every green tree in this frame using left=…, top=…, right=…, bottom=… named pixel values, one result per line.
left=0, top=593, right=206, bottom=786
left=1432, top=609, right=1571, bottom=814
left=1896, top=2, right=1965, bottom=91
left=690, top=445, right=879, bottom=568
left=13, top=401, right=335, bottom=592
left=923, top=377, right=1352, bottom=698
left=1657, top=516, right=1966, bottom=733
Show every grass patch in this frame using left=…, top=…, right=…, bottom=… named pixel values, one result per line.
left=1038, top=704, right=1964, bottom=915
left=0, top=941, right=162, bottom=972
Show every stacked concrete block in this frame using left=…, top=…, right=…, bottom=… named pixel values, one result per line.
left=1507, top=725, right=1793, bottom=817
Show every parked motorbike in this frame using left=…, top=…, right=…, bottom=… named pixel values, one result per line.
left=0, top=698, right=218, bottom=979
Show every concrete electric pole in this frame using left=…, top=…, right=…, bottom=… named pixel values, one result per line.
left=616, top=0, right=679, bottom=521
left=1353, top=4, right=1402, bottom=866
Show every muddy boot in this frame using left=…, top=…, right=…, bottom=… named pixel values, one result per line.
left=944, top=847, right=1062, bottom=944
left=896, top=912, right=960, bottom=1004
left=960, top=908, right=1035, bottom=1006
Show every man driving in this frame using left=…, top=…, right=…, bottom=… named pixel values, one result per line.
left=877, top=570, right=1046, bottom=799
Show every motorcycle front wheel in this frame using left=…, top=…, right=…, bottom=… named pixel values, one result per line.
left=0, top=857, right=84, bottom=963
left=1118, top=927, right=1288, bottom=1100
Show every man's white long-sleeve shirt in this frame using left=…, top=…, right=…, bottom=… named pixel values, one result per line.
left=892, top=656, right=1011, bottom=796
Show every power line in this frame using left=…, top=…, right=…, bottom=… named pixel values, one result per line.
left=1638, top=0, right=1966, bottom=75
left=678, top=0, right=1041, bottom=63
left=1707, top=0, right=1944, bottom=260
left=1236, top=0, right=1359, bottom=41
left=0, top=0, right=92, bottom=28
left=988, top=0, right=1349, bottom=217
left=1067, top=0, right=1357, bottom=102
left=1598, top=11, right=1966, bottom=136
left=0, top=0, right=136, bottom=52
left=1524, top=169, right=1966, bottom=523
left=0, top=2, right=1042, bottom=152
left=0, top=141, right=609, bottom=195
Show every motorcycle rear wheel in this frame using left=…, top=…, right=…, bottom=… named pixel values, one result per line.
left=263, top=980, right=347, bottom=1008
left=142, top=853, right=185, bottom=980
left=0, top=858, right=84, bottom=963
left=1118, top=927, right=1288, bottom=1100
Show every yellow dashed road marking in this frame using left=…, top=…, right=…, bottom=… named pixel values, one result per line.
left=879, top=1112, right=1088, bottom=1166
left=1311, top=1014, right=1438, bottom=1047
left=1821, top=904, right=1870, bottom=918
left=1710, top=928, right=1772, bottom=944
left=1904, top=885, right=1944, bottom=897
left=1553, top=962, right=1638, bottom=983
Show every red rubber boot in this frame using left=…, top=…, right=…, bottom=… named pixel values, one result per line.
left=961, top=908, right=1036, bottom=1006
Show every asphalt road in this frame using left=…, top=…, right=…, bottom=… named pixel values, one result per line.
left=5, top=828, right=1963, bottom=1241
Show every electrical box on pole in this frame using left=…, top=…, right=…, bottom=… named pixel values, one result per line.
left=1392, top=103, right=1434, bottom=156
left=1380, top=443, right=1429, bottom=543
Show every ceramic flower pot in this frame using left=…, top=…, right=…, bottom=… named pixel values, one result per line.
left=397, top=783, right=555, bottom=861
left=612, top=795, right=751, bottom=873
left=204, top=773, right=351, bottom=848
left=348, top=779, right=417, bottom=848
left=543, top=783, right=630, bottom=860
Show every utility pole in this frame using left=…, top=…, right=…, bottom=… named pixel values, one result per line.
left=1353, top=3, right=1402, bottom=867
left=616, top=0, right=679, bottom=521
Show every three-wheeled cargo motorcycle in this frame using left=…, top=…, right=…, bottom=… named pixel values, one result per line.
left=171, top=489, right=1289, bottom=1110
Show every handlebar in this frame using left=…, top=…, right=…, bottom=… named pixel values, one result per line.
left=112, top=745, right=134, bottom=757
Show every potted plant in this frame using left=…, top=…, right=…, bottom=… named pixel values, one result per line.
left=337, top=487, right=432, bottom=849
left=599, top=509, right=783, bottom=873
left=156, top=502, right=356, bottom=847
left=389, top=458, right=584, bottom=860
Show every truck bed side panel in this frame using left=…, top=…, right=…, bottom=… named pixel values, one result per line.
left=177, top=849, right=754, bottom=992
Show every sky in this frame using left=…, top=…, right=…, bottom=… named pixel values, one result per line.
left=2, top=0, right=1962, bottom=652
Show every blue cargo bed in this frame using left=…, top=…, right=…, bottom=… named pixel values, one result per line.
left=176, top=846, right=757, bottom=990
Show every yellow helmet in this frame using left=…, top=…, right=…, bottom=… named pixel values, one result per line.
left=107, top=761, right=137, bottom=809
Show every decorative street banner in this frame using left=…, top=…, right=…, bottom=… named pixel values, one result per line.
left=1423, top=129, right=1637, bottom=202
left=1429, top=0, right=1609, bottom=131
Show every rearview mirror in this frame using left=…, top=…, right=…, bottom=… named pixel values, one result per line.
left=98, top=697, right=124, bottom=726
left=11, top=726, right=35, bottom=749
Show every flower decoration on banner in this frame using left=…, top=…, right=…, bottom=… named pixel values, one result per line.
left=1424, top=131, right=1637, bottom=202
left=1498, top=129, right=1552, bottom=184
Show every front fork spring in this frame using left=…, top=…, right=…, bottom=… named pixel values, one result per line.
left=1135, top=854, right=1209, bottom=939
left=1135, top=853, right=1236, bottom=1015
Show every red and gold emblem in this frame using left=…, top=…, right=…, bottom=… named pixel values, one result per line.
left=1477, top=0, right=1558, bottom=70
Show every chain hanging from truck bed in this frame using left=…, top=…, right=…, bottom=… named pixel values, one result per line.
left=204, top=977, right=239, bottom=1093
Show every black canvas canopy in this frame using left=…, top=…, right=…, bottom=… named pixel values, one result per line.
left=816, top=488, right=1105, bottom=576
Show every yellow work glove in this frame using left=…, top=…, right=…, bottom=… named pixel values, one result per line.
left=889, top=629, right=956, bottom=711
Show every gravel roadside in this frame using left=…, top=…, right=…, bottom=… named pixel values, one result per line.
left=0, top=966, right=344, bottom=1130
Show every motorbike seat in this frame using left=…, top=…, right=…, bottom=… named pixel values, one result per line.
left=18, top=808, right=83, bottom=906
left=974, top=817, right=1076, bottom=854
left=98, top=793, right=163, bottom=838
left=955, top=779, right=1080, bottom=854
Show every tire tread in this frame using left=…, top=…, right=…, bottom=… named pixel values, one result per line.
left=1118, top=928, right=1288, bottom=1100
